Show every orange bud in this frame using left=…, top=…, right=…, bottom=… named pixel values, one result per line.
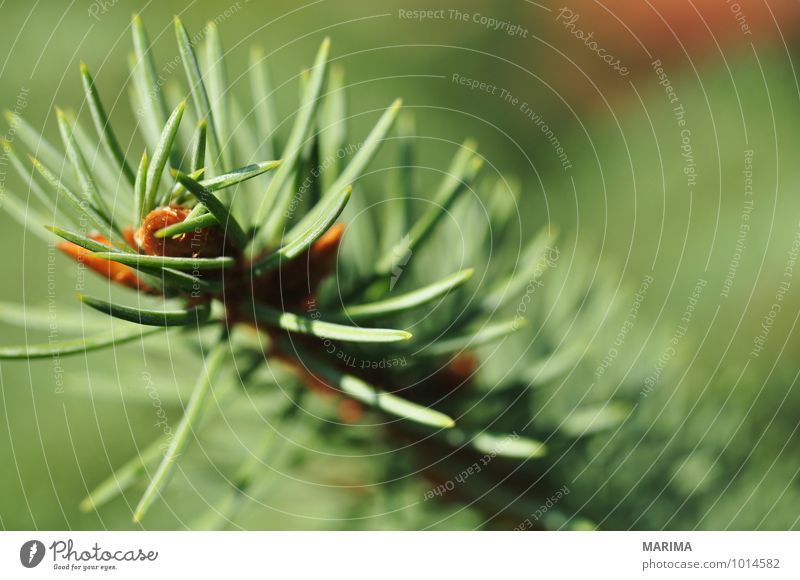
left=135, top=205, right=225, bottom=258
left=448, top=352, right=477, bottom=382
left=307, top=222, right=344, bottom=289
left=338, top=399, right=364, bottom=424
left=57, top=234, right=147, bottom=291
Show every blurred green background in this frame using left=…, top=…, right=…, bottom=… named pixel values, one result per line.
left=2, top=0, right=800, bottom=529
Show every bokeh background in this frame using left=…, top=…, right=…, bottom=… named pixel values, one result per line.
left=2, top=0, right=800, bottom=529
